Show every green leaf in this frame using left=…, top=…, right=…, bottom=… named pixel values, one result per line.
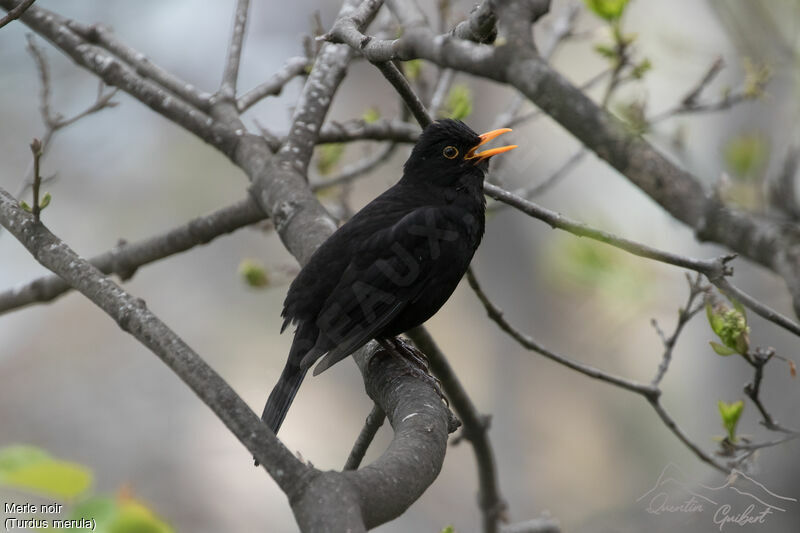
left=404, top=59, right=422, bottom=80
left=584, top=0, right=630, bottom=21
left=238, top=259, right=269, bottom=288
left=316, top=143, right=345, bottom=175
left=710, top=341, right=737, bottom=356
left=362, top=107, right=381, bottom=124
left=40, top=192, right=52, bottom=209
left=718, top=400, right=744, bottom=441
left=20, top=200, right=32, bottom=212
left=706, top=301, right=725, bottom=336
left=440, top=527, right=455, bottom=533
left=441, top=84, right=473, bottom=120
left=0, top=445, right=92, bottom=500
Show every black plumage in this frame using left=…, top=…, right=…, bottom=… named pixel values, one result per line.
left=261, top=119, right=517, bottom=434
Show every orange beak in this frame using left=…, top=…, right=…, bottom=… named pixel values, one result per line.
left=465, top=128, right=518, bottom=162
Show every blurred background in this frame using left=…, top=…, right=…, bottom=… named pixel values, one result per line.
left=1, top=0, right=799, bottom=531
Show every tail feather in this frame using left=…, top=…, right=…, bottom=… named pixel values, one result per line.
left=261, top=363, right=308, bottom=434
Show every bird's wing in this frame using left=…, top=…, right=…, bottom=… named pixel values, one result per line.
left=303, top=205, right=463, bottom=375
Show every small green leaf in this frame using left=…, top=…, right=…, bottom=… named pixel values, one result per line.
left=20, top=200, right=32, bottom=212
left=238, top=259, right=269, bottom=288
left=362, top=107, right=381, bottom=124
left=706, top=301, right=725, bottom=336
left=0, top=445, right=92, bottom=500
left=584, top=0, right=630, bottom=21
left=710, top=341, right=737, bottom=356
left=441, top=84, right=473, bottom=120
left=440, top=527, right=455, bottom=533
left=718, top=400, right=744, bottom=442
left=404, top=59, right=422, bottom=80
left=40, top=192, right=52, bottom=209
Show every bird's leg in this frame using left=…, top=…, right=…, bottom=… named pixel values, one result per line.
left=377, top=337, right=447, bottom=405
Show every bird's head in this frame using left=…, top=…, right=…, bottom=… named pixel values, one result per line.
left=403, top=119, right=517, bottom=186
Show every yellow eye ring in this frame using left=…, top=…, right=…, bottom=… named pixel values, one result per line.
left=443, top=146, right=458, bottom=159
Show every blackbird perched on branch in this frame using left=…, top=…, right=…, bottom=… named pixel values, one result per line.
left=261, top=119, right=517, bottom=435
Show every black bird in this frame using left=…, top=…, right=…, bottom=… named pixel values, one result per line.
left=262, top=119, right=517, bottom=434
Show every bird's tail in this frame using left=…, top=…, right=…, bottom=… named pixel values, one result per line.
left=261, top=362, right=308, bottom=434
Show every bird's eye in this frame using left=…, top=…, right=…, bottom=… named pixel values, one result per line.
left=442, top=146, right=458, bottom=159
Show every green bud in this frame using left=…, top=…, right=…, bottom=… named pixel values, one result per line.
left=718, top=400, right=744, bottom=442
left=238, top=259, right=269, bottom=288
left=40, top=192, right=51, bottom=210
left=584, top=0, right=630, bottom=21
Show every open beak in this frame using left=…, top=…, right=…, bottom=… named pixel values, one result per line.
left=465, top=128, right=518, bottom=162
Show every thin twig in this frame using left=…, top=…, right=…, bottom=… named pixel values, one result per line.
left=344, top=403, right=385, bottom=470
left=313, top=141, right=397, bottom=190
left=743, top=348, right=799, bottom=434
left=466, top=268, right=658, bottom=397
left=0, top=0, right=34, bottom=29
left=237, top=56, right=308, bottom=112
left=375, top=61, right=432, bottom=128
left=489, top=148, right=586, bottom=209
left=16, top=35, right=118, bottom=197
left=483, top=182, right=800, bottom=339
left=317, top=118, right=420, bottom=143
left=466, top=267, right=728, bottom=472
left=428, top=68, right=454, bottom=117
left=28, top=139, right=43, bottom=221
left=219, top=0, right=250, bottom=100
left=651, top=273, right=709, bottom=386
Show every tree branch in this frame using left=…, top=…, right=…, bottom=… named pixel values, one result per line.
left=0, top=0, right=32, bottom=29
left=219, top=0, right=250, bottom=100
left=466, top=266, right=729, bottom=472
left=0, top=185, right=309, bottom=492
left=324, top=0, right=800, bottom=319
left=237, top=56, right=308, bottom=112
left=344, top=403, right=385, bottom=471
left=409, top=326, right=508, bottom=533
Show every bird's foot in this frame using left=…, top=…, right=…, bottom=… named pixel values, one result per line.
left=377, top=337, right=447, bottom=405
